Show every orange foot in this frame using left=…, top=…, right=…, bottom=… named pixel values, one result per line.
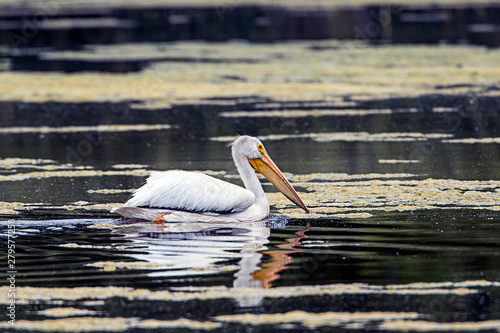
left=152, top=216, right=166, bottom=222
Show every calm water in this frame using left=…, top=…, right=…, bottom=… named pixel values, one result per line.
left=1, top=211, right=500, bottom=331
left=1, top=96, right=500, bottom=332
left=1, top=0, right=500, bottom=329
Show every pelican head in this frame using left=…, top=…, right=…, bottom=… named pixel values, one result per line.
left=231, top=136, right=309, bottom=213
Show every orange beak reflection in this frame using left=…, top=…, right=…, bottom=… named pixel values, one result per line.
left=249, top=156, right=309, bottom=213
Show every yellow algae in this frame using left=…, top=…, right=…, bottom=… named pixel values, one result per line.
left=59, top=243, right=93, bottom=249
left=0, top=158, right=90, bottom=171
left=0, top=317, right=138, bottom=332
left=0, top=42, right=498, bottom=105
left=0, top=169, right=226, bottom=183
left=112, top=164, right=149, bottom=169
left=82, top=301, right=105, bottom=306
left=81, top=203, right=124, bottom=211
left=0, top=201, right=27, bottom=210
left=331, top=212, right=374, bottom=219
left=0, top=124, right=172, bottom=134
left=215, top=310, right=420, bottom=328
left=0, top=208, right=19, bottom=215
left=0, top=158, right=55, bottom=167
left=432, top=107, right=460, bottom=113
left=387, top=280, right=500, bottom=290
left=88, top=188, right=135, bottom=194
left=0, top=169, right=151, bottom=182
left=0, top=315, right=221, bottom=332
left=86, top=261, right=173, bottom=271
left=219, top=108, right=397, bottom=118
left=378, top=159, right=421, bottom=164
left=211, top=132, right=454, bottom=143
left=266, top=176, right=500, bottom=215
left=0, top=280, right=492, bottom=306
left=135, top=318, right=221, bottom=330
left=55, top=203, right=123, bottom=212
left=36, top=308, right=98, bottom=318
left=59, top=243, right=127, bottom=250
left=72, top=201, right=90, bottom=206
left=314, top=132, right=454, bottom=142
left=0, top=200, right=125, bottom=214
left=379, top=319, right=500, bottom=332
left=454, top=280, right=500, bottom=288
left=290, top=172, right=418, bottom=182
left=443, top=137, right=500, bottom=144
left=88, top=223, right=117, bottom=229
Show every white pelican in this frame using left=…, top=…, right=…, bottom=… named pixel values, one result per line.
left=111, top=135, right=309, bottom=222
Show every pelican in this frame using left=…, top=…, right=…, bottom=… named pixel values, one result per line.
left=111, top=135, right=309, bottom=222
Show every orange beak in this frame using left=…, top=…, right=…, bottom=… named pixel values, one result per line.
left=249, top=155, right=309, bottom=213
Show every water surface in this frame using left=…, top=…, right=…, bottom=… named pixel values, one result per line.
left=1, top=41, right=500, bottom=332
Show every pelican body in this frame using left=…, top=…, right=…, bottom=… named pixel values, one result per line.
left=111, top=136, right=309, bottom=222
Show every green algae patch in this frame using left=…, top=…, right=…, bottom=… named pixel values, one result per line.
left=134, top=318, right=221, bottom=330
left=0, top=158, right=90, bottom=171
left=379, top=320, right=500, bottom=332
left=0, top=317, right=137, bottom=332
left=0, top=317, right=221, bottom=332
left=111, top=164, right=150, bottom=169
left=0, top=158, right=56, bottom=168
left=87, top=189, right=135, bottom=194
left=0, top=124, right=172, bottom=134
left=443, top=137, right=500, bottom=144
left=219, top=108, right=400, bottom=118
left=87, top=223, right=117, bottom=229
left=378, top=159, right=421, bottom=164
left=0, top=280, right=497, bottom=331
left=215, top=310, right=420, bottom=329
left=268, top=176, right=500, bottom=218
left=211, top=132, right=454, bottom=143
left=36, top=308, right=99, bottom=318
left=0, top=208, right=19, bottom=215
left=0, top=42, right=498, bottom=106
left=0, top=169, right=151, bottom=182
left=86, top=261, right=173, bottom=271
left=0, top=280, right=495, bottom=332
left=1, top=280, right=496, bottom=305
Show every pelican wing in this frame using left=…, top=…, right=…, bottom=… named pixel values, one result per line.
left=123, top=171, right=255, bottom=213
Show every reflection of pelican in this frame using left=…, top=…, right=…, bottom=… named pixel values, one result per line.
left=112, top=216, right=303, bottom=307
left=112, top=136, right=309, bottom=222
left=114, top=220, right=271, bottom=283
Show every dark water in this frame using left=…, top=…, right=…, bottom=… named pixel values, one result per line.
left=1, top=210, right=500, bottom=331
left=1, top=1, right=500, bottom=330
left=1, top=96, right=500, bottom=331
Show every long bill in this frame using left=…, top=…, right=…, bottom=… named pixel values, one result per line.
left=249, top=156, right=310, bottom=213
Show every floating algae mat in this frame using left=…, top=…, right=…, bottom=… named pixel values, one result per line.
left=1, top=132, right=500, bottom=332
left=1, top=39, right=500, bottom=331
left=1, top=42, right=499, bottom=106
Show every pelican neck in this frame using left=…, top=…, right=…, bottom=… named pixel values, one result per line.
left=232, top=152, right=266, bottom=198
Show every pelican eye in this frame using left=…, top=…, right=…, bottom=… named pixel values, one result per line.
left=257, top=144, right=266, bottom=156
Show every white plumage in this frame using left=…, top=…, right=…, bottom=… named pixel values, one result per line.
left=111, top=135, right=309, bottom=222
left=124, top=170, right=255, bottom=213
